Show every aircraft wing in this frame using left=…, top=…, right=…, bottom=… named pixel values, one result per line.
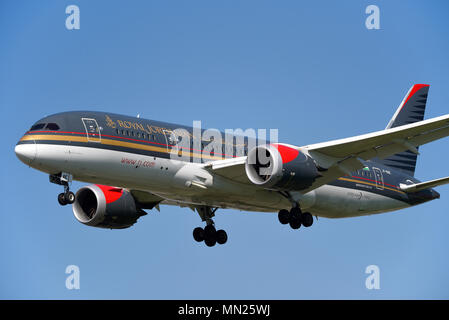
left=299, top=114, right=449, bottom=192
left=206, top=114, right=449, bottom=193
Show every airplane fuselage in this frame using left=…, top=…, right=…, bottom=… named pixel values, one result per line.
left=15, top=111, right=439, bottom=219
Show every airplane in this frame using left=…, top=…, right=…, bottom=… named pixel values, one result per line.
left=15, top=84, right=449, bottom=247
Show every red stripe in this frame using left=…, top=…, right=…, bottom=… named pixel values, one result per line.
left=350, top=175, right=399, bottom=189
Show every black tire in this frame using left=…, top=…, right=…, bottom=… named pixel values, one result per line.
left=216, top=230, right=228, bottom=245
left=278, top=209, right=290, bottom=224
left=204, top=225, right=217, bottom=246
left=289, top=218, right=301, bottom=230
left=205, top=237, right=217, bottom=247
left=193, top=227, right=205, bottom=242
left=289, top=207, right=302, bottom=229
left=65, top=191, right=76, bottom=204
left=58, top=193, right=67, bottom=206
left=204, top=224, right=216, bottom=238
left=302, top=212, right=314, bottom=227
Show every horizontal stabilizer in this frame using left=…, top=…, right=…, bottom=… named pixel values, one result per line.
left=399, top=176, right=449, bottom=193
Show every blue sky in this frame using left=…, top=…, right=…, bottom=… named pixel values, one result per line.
left=1, top=0, right=449, bottom=299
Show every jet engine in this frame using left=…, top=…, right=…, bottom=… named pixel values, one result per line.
left=245, top=144, right=320, bottom=191
left=72, top=184, right=147, bottom=229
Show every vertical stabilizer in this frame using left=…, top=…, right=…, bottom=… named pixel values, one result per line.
left=380, top=84, right=430, bottom=176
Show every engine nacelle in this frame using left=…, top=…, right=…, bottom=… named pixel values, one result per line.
left=72, top=185, right=146, bottom=229
left=245, top=144, right=319, bottom=191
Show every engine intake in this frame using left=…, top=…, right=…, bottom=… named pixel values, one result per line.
left=73, top=185, right=146, bottom=229
left=245, top=144, right=319, bottom=191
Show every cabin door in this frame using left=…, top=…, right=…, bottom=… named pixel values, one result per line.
left=82, top=118, right=102, bottom=143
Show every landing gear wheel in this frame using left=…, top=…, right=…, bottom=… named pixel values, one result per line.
left=204, top=224, right=216, bottom=238
left=302, top=212, right=313, bottom=227
left=58, top=193, right=67, bottom=206
left=216, top=230, right=228, bottom=245
left=205, top=237, right=217, bottom=247
left=289, top=207, right=302, bottom=229
left=204, top=225, right=217, bottom=247
left=65, top=191, right=76, bottom=204
left=289, top=218, right=301, bottom=230
left=193, top=227, right=205, bottom=242
left=278, top=209, right=290, bottom=225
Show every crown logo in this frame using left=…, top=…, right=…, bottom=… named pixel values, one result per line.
left=105, top=115, right=116, bottom=128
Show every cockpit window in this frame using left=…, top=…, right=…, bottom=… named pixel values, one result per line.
left=30, top=123, right=46, bottom=131
left=45, top=123, right=60, bottom=131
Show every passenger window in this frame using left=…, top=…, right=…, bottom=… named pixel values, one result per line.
left=30, top=123, right=46, bottom=131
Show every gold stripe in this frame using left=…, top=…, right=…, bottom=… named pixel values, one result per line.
left=21, top=134, right=224, bottom=161
left=21, top=134, right=88, bottom=143
left=338, top=177, right=405, bottom=195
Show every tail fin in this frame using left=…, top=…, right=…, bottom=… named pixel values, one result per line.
left=380, top=84, right=430, bottom=176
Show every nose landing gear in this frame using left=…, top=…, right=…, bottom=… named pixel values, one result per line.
left=57, top=189, right=75, bottom=206
left=50, top=172, right=75, bottom=206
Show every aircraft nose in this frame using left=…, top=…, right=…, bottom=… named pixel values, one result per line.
left=15, top=143, right=37, bottom=165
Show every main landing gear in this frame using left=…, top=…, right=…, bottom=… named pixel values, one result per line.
left=49, top=172, right=75, bottom=206
left=278, top=207, right=314, bottom=230
left=193, top=206, right=228, bottom=247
